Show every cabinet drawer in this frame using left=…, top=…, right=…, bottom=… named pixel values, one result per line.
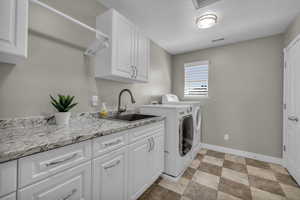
left=93, top=131, right=128, bottom=158
left=18, top=140, right=92, bottom=188
left=0, top=161, right=17, bottom=197
left=128, top=121, right=164, bottom=143
left=0, top=193, right=16, bottom=200
left=18, top=161, right=91, bottom=200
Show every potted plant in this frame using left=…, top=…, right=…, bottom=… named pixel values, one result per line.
left=50, top=94, right=78, bottom=126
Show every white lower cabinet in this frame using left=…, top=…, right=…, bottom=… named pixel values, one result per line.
left=18, top=161, right=91, bottom=200
left=0, top=193, right=16, bottom=200
left=128, top=133, right=164, bottom=200
left=0, top=161, right=17, bottom=197
left=93, top=147, right=127, bottom=200
left=148, top=134, right=164, bottom=182
left=18, top=141, right=92, bottom=188
left=128, top=137, right=152, bottom=200
left=8, top=122, right=164, bottom=200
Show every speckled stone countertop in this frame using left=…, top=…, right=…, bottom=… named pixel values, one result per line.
left=0, top=113, right=164, bottom=163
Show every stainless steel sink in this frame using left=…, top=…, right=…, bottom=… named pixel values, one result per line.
left=107, top=113, right=157, bottom=122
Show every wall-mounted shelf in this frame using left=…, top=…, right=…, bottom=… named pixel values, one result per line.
left=29, top=0, right=109, bottom=56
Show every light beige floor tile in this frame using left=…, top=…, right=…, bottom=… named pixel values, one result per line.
left=222, top=168, right=249, bottom=186
left=269, top=163, right=289, bottom=175
left=192, top=170, right=220, bottom=190
left=217, top=191, right=242, bottom=200
left=251, top=187, right=286, bottom=200
left=181, top=196, right=191, bottom=200
left=247, top=165, right=276, bottom=181
left=189, top=159, right=201, bottom=169
left=159, top=177, right=190, bottom=195
left=203, top=155, right=224, bottom=167
left=280, top=183, right=300, bottom=200
left=199, top=149, right=207, bottom=155
left=225, top=154, right=246, bottom=165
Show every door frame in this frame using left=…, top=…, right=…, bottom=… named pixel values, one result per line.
left=282, top=33, right=300, bottom=168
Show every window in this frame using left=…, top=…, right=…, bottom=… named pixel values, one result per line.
left=184, top=61, right=209, bottom=97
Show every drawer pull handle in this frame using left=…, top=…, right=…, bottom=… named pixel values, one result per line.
left=45, top=153, right=78, bottom=167
left=151, top=137, right=155, bottom=151
left=60, top=188, right=77, bottom=200
left=104, top=160, right=121, bottom=170
left=148, top=138, right=152, bottom=152
left=104, top=139, right=122, bottom=147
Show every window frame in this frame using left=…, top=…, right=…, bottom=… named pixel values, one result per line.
left=183, top=60, right=210, bottom=99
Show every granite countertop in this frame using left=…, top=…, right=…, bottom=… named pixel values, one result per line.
left=0, top=113, right=164, bottom=163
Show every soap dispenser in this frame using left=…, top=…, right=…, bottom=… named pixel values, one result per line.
left=99, top=102, right=108, bottom=117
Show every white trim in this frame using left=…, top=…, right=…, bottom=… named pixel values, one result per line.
left=285, top=33, right=300, bottom=51
left=283, top=48, right=288, bottom=168
left=283, top=33, right=300, bottom=169
left=201, top=143, right=283, bottom=165
left=184, top=60, right=209, bottom=67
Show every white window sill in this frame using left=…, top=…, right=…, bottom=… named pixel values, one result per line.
left=183, top=95, right=210, bottom=101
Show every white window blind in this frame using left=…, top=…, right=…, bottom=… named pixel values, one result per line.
left=184, top=61, right=209, bottom=97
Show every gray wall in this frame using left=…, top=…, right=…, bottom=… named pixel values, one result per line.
left=285, top=14, right=300, bottom=47
left=172, top=35, right=284, bottom=158
left=0, top=0, right=171, bottom=118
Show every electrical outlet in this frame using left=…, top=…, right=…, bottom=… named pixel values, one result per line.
left=224, top=134, right=229, bottom=141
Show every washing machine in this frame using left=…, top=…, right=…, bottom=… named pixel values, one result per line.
left=140, top=104, right=194, bottom=179
left=162, top=94, right=202, bottom=158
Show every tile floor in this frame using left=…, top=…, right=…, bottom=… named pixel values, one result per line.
left=138, top=149, right=300, bottom=200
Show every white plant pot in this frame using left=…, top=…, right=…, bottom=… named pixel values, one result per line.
left=55, top=112, right=71, bottom=126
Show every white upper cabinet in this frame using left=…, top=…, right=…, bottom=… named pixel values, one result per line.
left=96, top=9, right=150, bottom=83
left=135, top=32, right=150, bottom=82
left=0, top=0, right=28, bottom=64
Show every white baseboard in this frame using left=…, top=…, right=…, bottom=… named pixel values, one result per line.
left=201, top=143, right=283, bottom=165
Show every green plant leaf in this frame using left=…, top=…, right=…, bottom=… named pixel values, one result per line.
left=65, top=103, right=78, bottom=112
left=58, top=94, right=66, bottom=107
left=50, top=94, right=78, bottom=112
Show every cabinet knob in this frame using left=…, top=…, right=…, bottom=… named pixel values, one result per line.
left=135, top=66, right=138, bottom=79
left=131, top=66, right=135, bottom=78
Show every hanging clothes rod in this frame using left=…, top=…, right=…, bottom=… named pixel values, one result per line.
left=29, top=0, right=109, bottom=56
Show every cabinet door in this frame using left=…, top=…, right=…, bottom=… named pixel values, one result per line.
left=18, top=162, right=91, bottom=200
left=0, top=0, right=28, bottom=64
left=136, top=32, right=150, bottom=82
left=113, top=13, right=135, bottom=78
left=148, top=134, right=164, bottom=181
left=93, top=147, right=127, bottom=200
left=128, top=138, right=151, bottom=200
left=0, top=193, right=16, bottom=200
left=0, top=161, right=17, bottom=197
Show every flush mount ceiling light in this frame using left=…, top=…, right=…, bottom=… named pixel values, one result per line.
left=196, top=14, right=218, bottom=29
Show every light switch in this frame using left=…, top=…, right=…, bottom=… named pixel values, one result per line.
left=91, top=96, right=98, bottom=107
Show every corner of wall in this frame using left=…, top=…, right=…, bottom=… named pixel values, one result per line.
left=284, top=14, right=300, bottom=47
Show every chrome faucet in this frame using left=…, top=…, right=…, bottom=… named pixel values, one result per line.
left=117, top=89, right=136, bottom=114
